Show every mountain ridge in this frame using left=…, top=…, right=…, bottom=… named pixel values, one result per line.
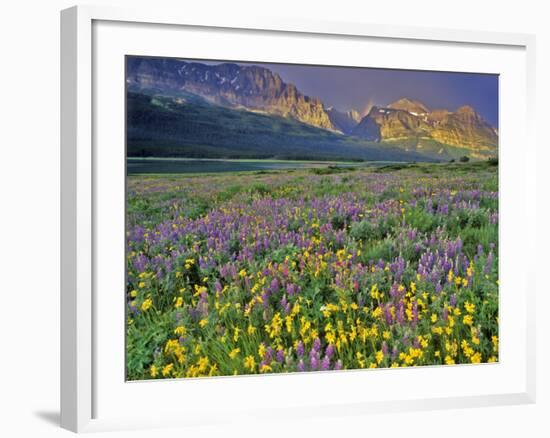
left=127, top=57, right=337, bottom=132
left=352, top=100, right=497, bottom=156
left=127, top=57, right=498, bottom=159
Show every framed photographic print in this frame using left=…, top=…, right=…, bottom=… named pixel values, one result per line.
left=61, top=5, right=536, bottom=433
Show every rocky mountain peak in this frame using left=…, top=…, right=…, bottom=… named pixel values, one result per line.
left=456, top=105, right=476, bottom=114
left=387, top=98, right=429, bottom=114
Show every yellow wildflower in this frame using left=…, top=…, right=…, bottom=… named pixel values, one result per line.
left=174, top=326, right=186, bottom=336
left=448, top=315, right=455, bottom=328
left=419, top=336, right=429, bottom=349
left=193, top=285, right=207, bottom=297
left=470, top=352, right=482, bottom=364
left=260, top=364, right=272, bottom=373
left=209, top=363, right=218, bottom=376
left=492, top=335, right=499, bottom=352
left=463, top=315, right=473, bottom=326
left=244, top=355, right=256, bottom=371
left=141, top=298, right=153, bottom=312
left=258, top=343, right=266, bottom=359
left=370, top=284, right=380, bottom=300
left=197, top=356, right=209, bottom=372
left=162, top=363, right=174, bottom=376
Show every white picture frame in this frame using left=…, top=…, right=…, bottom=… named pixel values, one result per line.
left=60, top=4, right=537, bottom=433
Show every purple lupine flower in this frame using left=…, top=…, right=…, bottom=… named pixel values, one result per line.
left=384, top=304, right=394, bottom=325
left=411, top=301, right=419, bottom=326
left=286, top=283, right=297, bottom=296
left=485, top=251, right=494, bottom=274
left=261, top=292, right=269, bottom=307
left=313, top=337, right=321, bottom=352
left=390, top=283, right=400, bottom=299
left=269, top=277, right=279, bottom=293
left=321, top=356, right=330, bottom=371
left=391, top=346, right=398, bottom=361
left=276, top=349, right=285, bottom=364
left=450, top=294, right=457, bottom=307
left=296, top=341, right=304, bottom=357
left=382, top=341, right=389, bottom=356
left=310, top=355, right=319, bottom=370
left=297, top=360, right=305, bottom=372
left=477, top=244, right=484, bottom=256
left=334, top=360, right=343, bottom=370
left=325, top=344, right=335, bottom=359
left=396, top=300, right=405, bottom=325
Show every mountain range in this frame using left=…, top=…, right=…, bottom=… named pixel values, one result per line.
left=126, top=57, right=498, bottom=161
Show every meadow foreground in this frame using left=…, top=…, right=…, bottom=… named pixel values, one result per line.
left=126, top=162, right=498, bottom=380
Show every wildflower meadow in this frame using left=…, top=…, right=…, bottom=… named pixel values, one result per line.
left=126, top=162, right=498, bottom=380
